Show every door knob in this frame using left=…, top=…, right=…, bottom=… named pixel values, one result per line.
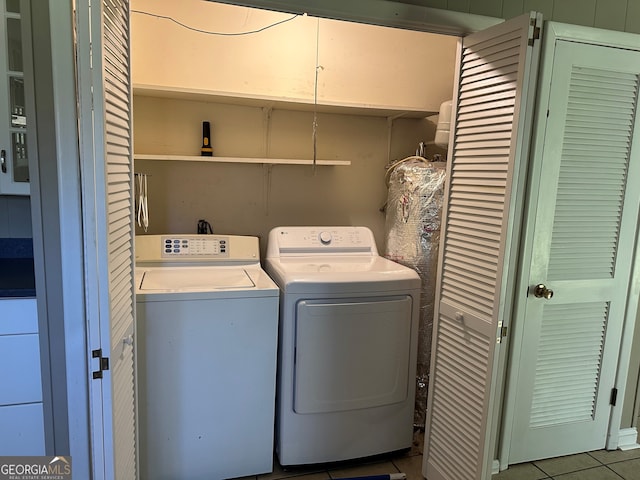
left=533, top=284, right=553, bottom=299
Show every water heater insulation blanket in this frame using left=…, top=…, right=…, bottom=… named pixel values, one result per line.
left=383, top=160, right=446, bottom=427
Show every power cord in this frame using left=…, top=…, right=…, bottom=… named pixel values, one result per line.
left=197, top=219, right=213, bottom=234
left=131, top=10, right=300, bottom=37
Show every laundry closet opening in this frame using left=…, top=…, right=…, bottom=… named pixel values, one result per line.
left=130, top=0, right=640, bottom=476
left=130, top=0, right=458, bottom=254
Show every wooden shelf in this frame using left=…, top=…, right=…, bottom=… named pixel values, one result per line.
left=134, top=154, right=351, bottom=166
left=133, top=84, right=436, bottom=119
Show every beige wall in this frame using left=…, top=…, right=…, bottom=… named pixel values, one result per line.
left=133, top=96, right=448, bottom=256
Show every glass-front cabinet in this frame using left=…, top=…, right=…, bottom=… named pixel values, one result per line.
left=1, top=0, right=29, bottom=195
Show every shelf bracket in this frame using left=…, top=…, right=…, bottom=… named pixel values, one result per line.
left=262, top=106, right=273, bottom=158
left=263, top=164, right=273, bottom=216
left=386, top=112, right=410, bottom=164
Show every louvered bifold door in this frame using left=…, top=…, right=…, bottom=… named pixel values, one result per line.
left=76, top=0, right=135, bottom=476
left=508, top=38, right=640, bottom=463
left=103, top=0, right=136, bottom=477
left=104, top=1, right=136, bottom=478
left=91, top=0, right=137, bottom=478
left=422, top=13, right=542, bottom=480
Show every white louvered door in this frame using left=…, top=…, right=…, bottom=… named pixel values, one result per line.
left=100, top=0, right=137, bottom=477
left=508, top=38, right=640, bottom=463
left=422, top=13, right=542, bottom=480
left=104, top=1, right=137, bottom=477
left=77, top=0, right=137, bottom=478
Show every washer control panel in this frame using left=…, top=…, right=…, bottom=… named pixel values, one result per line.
left=162, top=236, right=228, bottom=257
left=267, top=226, right=377, bottom=256
left=136, top=235, right=260, bottom=264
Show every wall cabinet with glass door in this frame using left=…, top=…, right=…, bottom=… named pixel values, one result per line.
left=0, top=0, right=29, bottom=195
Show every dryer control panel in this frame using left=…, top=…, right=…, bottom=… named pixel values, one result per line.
left=267, top=226, right=378, bottom=257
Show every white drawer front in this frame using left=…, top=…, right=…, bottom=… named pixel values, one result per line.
left=0, top=403, right=45, bottom=455
left=0, top=298, right=38, bottom=335
left=0, top=333, right=42, bottom=405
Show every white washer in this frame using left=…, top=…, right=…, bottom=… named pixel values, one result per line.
left=265, top=226, right=421, bottom=466
left=135, top=234, right=279, bottom=480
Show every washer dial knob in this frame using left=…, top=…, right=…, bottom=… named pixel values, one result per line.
left=319, top=231, right=332, bottom=245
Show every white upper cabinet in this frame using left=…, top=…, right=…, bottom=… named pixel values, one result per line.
left=316, top=18, right=456, bottom=115
left=131, top=0, right=317, bottom=105
left=130, top=0, right=457, bottom=116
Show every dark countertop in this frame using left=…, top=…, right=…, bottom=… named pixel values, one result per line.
left=0, top=239, right=36, bottom=298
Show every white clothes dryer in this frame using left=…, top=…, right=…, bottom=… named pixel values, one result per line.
left=265, top=226, right=421, bottom=466
left=135, top=234, right=279, bottom=480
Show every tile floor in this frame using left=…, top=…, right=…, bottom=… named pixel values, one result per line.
left=491, top=447, right=640, bottom=480
left=236, top=430, right=640, bottom=480
left=249, top=429, right=426, bottom=480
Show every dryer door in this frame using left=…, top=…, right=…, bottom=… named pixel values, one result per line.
left=294, top=296, right=413, bottom=414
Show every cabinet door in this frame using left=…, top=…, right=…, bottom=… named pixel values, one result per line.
left=0, top=297, right=38, bottom=335
left=317, top=18, right=456, bottom=113
left=0, top=0, right=29, bottom=195
left=0, top=298, right=43, bottom=455
left=0, top=403, right=45, bottom=455
left=131, top=0, right=317, bottom=103
left=0, top=334, right=42, bottom=405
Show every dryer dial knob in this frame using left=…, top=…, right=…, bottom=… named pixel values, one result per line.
left=319, top=231, right=332, bottom=245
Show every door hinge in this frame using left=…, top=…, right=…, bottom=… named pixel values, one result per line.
left=496, top=321, right=508, bottom=344
left=610, top=387, right=618, bottom=406
left=92, top=348, right=110, bottom=379
left=528, top=23, right=541, bottom=47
